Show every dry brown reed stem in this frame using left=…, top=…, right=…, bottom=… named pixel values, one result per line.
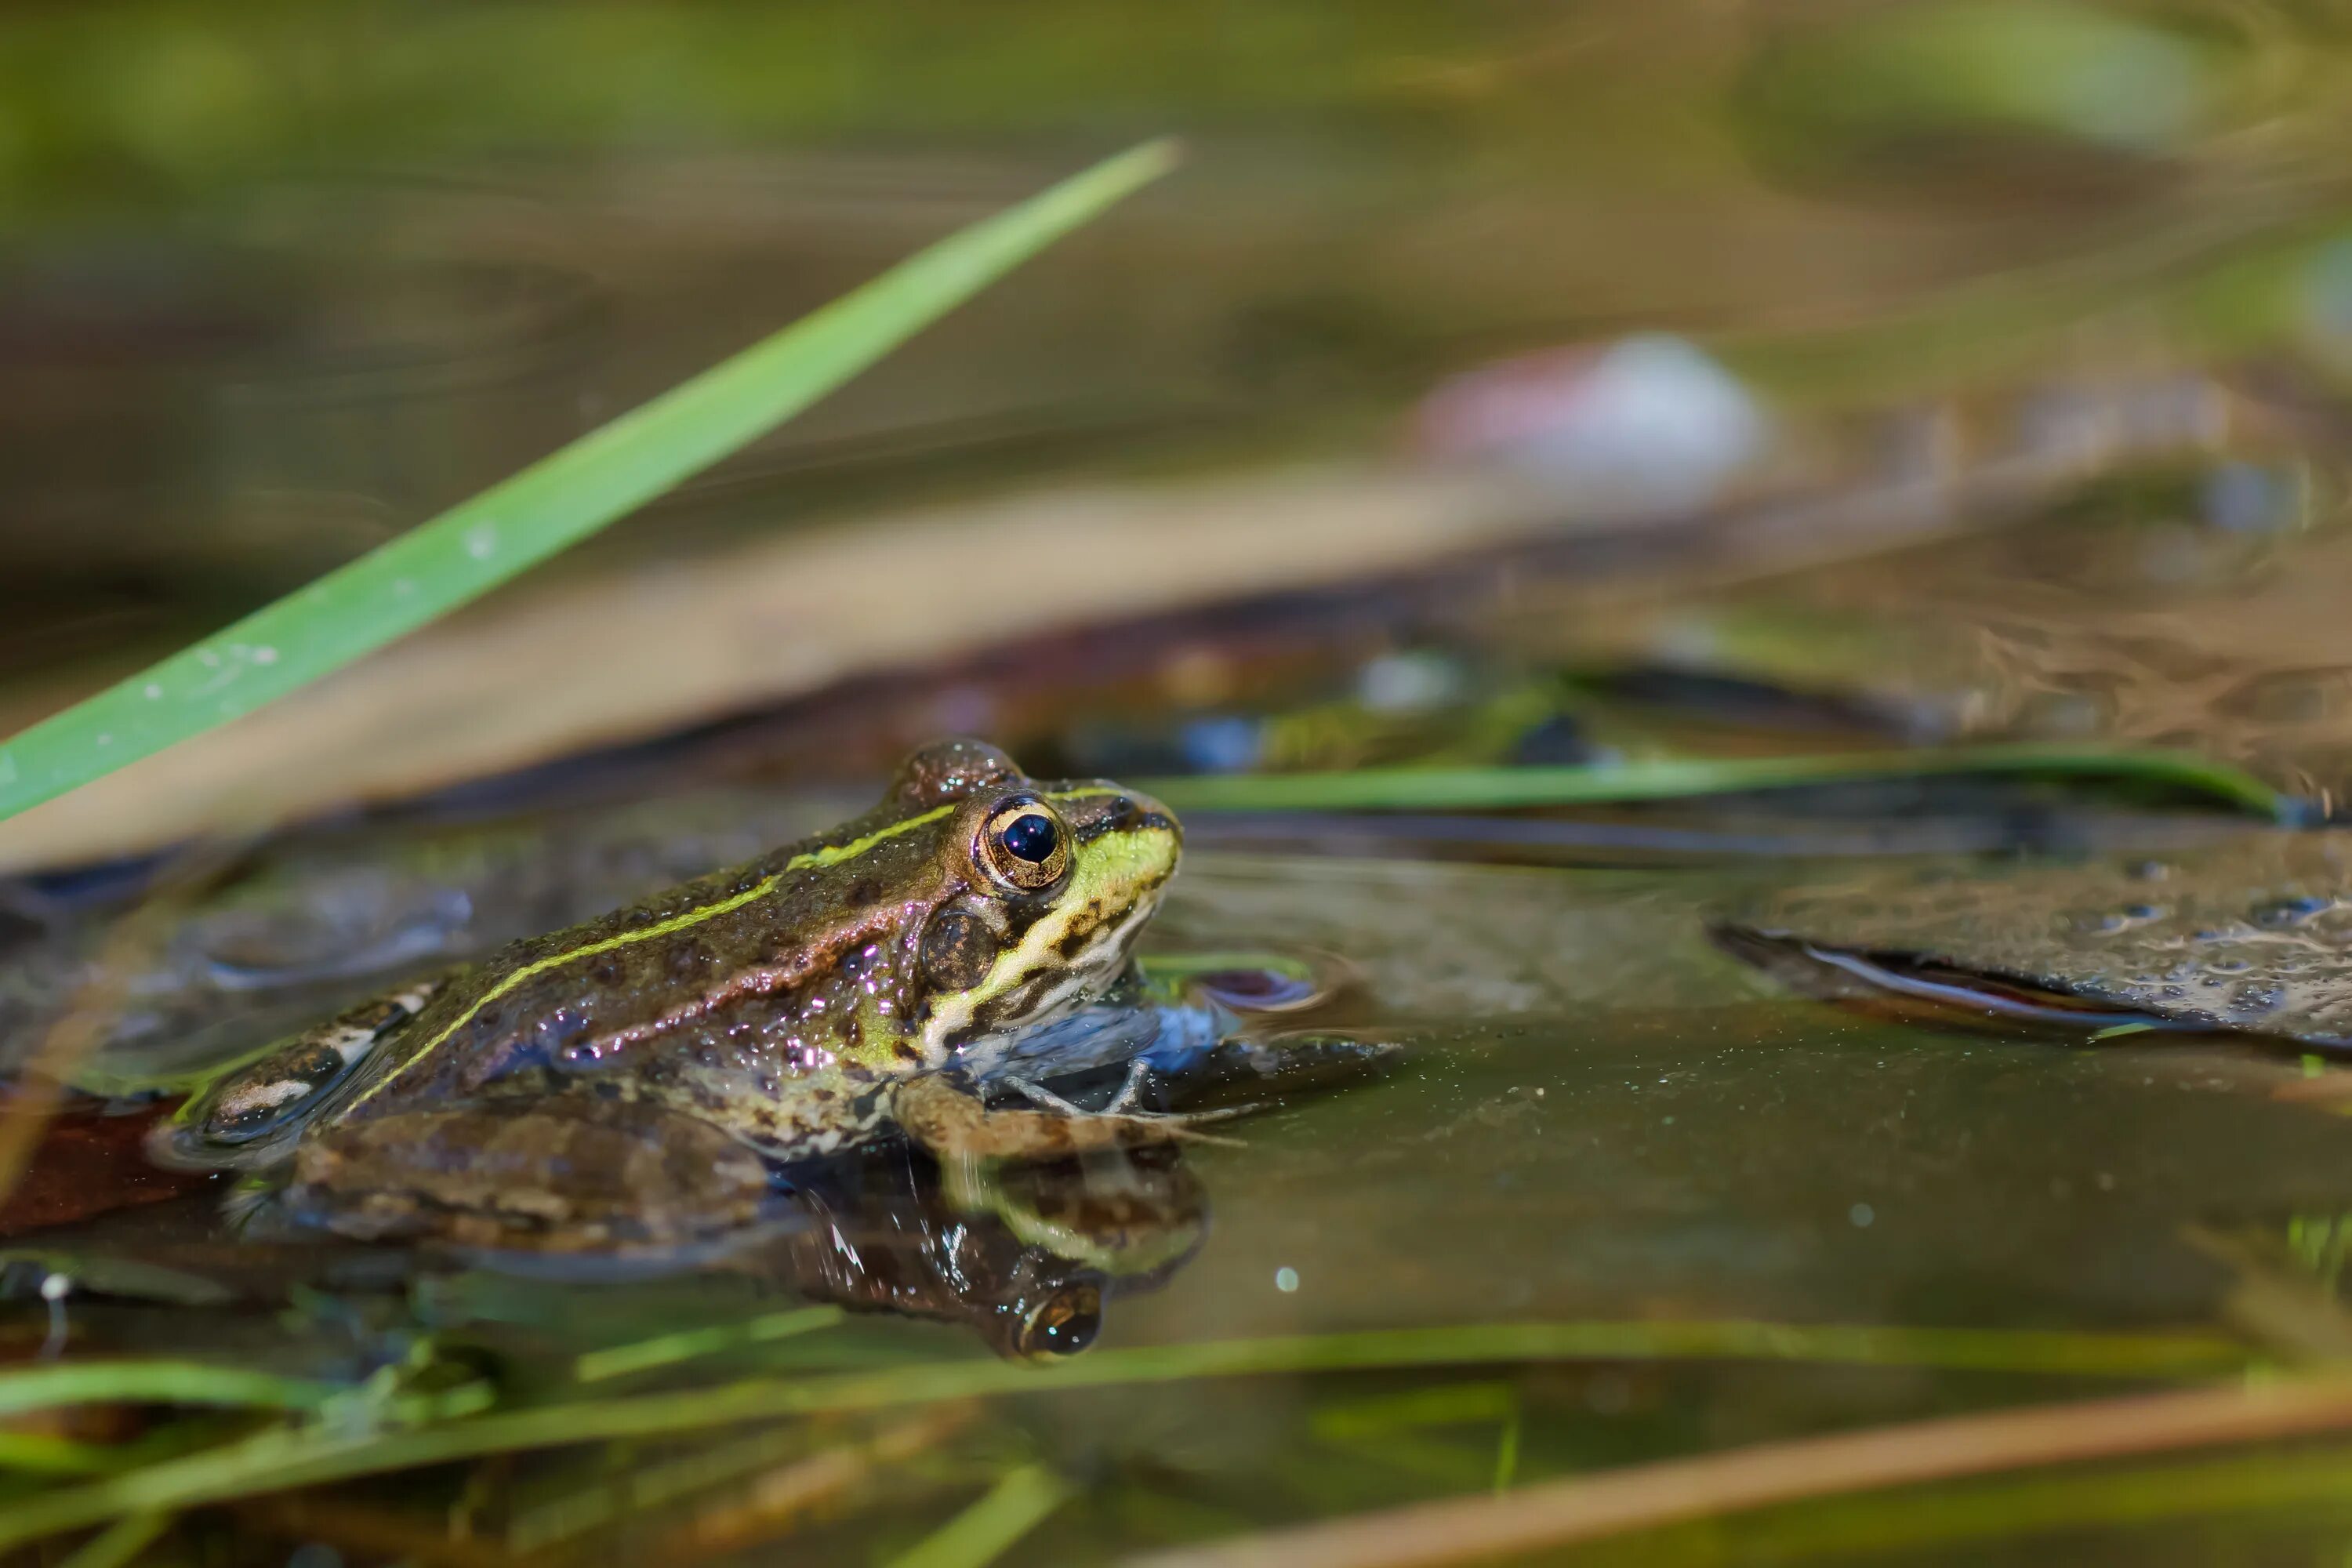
left=1125, top=1374, right=2352, bottom=1568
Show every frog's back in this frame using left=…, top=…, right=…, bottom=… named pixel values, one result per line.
left=339, top=804, right=963, bottom=1119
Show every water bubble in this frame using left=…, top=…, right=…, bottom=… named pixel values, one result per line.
left=1849, top=1203, right=1875, bottom=1229
left=2230, top=983, right=2286, bottom=1015
left=1274, top=1267, right=1300, bottom=1293
left=2078, top=904, right=2165, bottom=934
left=2253, top=895, right=2332, bottom=929
left=2203, top=462, right=2289, bottom=534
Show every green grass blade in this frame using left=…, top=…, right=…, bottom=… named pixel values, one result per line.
left=0, top=1320, right=2248, bottom=1549
left=1143, top=743, right=2303, bottom=822
left=885, top=1465, right=1073, bottom=1568
left=572, top=1305, right=843, bottom=1383
left=55, top=1511, right=172, bottom=1568
left=0, top=140, right=1180, bottom=827
left=0, top=1363, right=343, bottom=1421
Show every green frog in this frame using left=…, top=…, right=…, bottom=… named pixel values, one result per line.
left=151, top=740, right=1196, bottom=1248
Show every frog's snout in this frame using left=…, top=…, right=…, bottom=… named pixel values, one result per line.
left=1117, top=789, right=1182, bottom=848
left=1065, top=786, right=1182, bottom=855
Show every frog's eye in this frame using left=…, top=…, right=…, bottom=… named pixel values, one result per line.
left=1012, top=1281, right=1103, bottom=1358
left=976, top=801, right=1069, bottom=894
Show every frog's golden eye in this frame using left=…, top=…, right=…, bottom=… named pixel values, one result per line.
left=976, top=800, right=1069, bottom=894
left=1014, top=1281, right=1103, bottom=1358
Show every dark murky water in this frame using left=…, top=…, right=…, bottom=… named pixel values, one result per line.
left=17, top=2, right=2352, bottom=1563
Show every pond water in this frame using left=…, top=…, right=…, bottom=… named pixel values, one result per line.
left=13, top=2, right=2352, bottom=1563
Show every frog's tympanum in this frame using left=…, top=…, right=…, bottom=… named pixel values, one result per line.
left=1717, top=831, right=2352, bottom=1049
left=153, top=741, right=1192, bottom=1249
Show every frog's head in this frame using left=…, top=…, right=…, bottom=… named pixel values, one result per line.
left=866, top=739, right=1181, bottom=1058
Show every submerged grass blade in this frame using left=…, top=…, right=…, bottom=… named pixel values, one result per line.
left=1721, top=1439, right=2352, bottom=1563
left=884, top=1465, right=1073, bottom=1568
left=0, top=140, right=1179, bottom=827
left=0, top=1363, right=343, bottom=1421
left=1123, top=1374, right=2352, bottom=1568
left=1144, top=744, right=2301, bottom=822
left=0, top=1320, right=2247, bottom=1549
left=55, top=1511, right=172, bottom=1568
left=573, top=1305, right=844, bottom=1383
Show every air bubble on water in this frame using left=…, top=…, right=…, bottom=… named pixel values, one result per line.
left=2254, top=895, right=2332, bottom=929
left=1275, top=1267, right=1300, bottom=1293
left=2232, top=983, right=2286, bottom=1015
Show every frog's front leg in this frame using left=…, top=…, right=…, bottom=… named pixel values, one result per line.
left=158, top=977, right=448, bottom=1168
left=888, top=1070, right=1239, bottom=1163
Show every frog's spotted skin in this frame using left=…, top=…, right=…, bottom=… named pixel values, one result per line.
left=153, top=740, right=1188, bottom=1243
left=1724, top=829, right=2352, bottom=1047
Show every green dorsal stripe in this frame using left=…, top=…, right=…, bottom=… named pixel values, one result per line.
left=347, top=787, right=1123, bottom=1110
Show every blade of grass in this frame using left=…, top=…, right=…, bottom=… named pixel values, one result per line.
left=885, top=1465, right=1073, bottom=1568
left=1721, top=1440, right=2352, bottom=1563
left=0, top=139, right=1180, bottom=828
left=572, top=1305, right=843, bottom=1383
left=0, top=1363, right=343, bottom=1421
left=1120, top=1374, right=2352, bottom=1568
left=1142, top=744, right=2303, bottom=822
left=56, top=1511, right=172, bottom=1568
left=0, top=1319, right=2249, bottom=1549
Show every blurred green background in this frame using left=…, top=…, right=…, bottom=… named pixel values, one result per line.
left=14, top=0, right=2352, bottom=685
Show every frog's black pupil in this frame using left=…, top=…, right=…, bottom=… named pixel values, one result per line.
left=1000, top=812, right=1058, bottom=864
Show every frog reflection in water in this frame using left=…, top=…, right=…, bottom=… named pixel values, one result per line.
left=153, top=740, right=1216, bottom=1250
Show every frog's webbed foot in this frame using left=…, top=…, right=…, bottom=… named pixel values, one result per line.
left=1009, top=1055, right=1257, bottom=1127
left=889, top=1069, right=1242, bottom=1168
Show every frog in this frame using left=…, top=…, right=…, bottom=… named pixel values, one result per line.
left=1715, top=829, right=2352, bottom=1049
left=150, top=739, right=1200, bottom=1249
